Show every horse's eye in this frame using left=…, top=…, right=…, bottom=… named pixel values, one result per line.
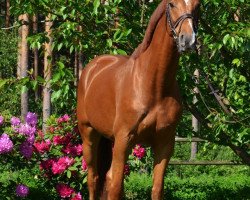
left=169, top=2, right=175, bottom=8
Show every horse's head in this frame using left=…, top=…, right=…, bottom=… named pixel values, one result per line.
left=166, top=0, right=200, bottom=52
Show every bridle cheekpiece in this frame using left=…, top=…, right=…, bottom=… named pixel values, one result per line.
left=166, top=2, right=197, bottom=41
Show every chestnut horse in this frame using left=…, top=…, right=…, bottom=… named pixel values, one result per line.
left=77, top=0, right=200, bottom=199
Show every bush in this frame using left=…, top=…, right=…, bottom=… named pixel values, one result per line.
left=0, top=112, right=87, bottom=199
left=125, top=173, right=250, bottom=200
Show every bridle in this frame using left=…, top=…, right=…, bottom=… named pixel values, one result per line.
left=166, top=2, right=197, bottom=41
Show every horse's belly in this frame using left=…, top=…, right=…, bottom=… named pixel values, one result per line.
left=84, top=79, right=116, bottom=138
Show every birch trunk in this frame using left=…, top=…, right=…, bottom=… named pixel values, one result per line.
left=19, top=14, right=29, bottom=120
left=190, top=69, right=200, bottom=160
left=43, top=14, right=53, bottom=132
left=33, top=14, right=39, bottom=101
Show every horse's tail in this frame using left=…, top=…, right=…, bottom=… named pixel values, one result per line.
left=98, top=136, right=113, bottom=199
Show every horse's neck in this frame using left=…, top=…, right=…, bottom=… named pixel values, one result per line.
left=134, top=15, right=179, bottom=100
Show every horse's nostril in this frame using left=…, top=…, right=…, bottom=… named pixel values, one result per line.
left=179, top=34, right=186, bottom=47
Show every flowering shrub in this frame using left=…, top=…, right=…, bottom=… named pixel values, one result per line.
left=0, top=112, right=37, bottom=159
left=0, top=112, right=41, bottom=199
left=128, top=144, right=153, bottom=174
left=0, top=112, right=152, bottom=199
left=34, top=114, right=86, bottom=199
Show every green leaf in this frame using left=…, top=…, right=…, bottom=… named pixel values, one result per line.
left=57, top=61, right=65, bottom=69
left=107, top=39, right=112, bottom=47
left=21, top=86, right=28, bottom=94
left=223, top=34, right=230, bottom=45
left=0, top=79, right=8, bottom=89
left=93, top=0, right=100, bottom=15
left=116, top=49, right=127, bottom=55
left=70, top=45, right=74, bottom=54
left=67, top=170, right=71, bottom=178
left=51, top=90, right=62, bottom=102
left=57, top=43, right=63, bottom=51
left=52, top=73, right=61, bottom=83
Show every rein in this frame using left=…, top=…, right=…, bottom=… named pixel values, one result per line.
left=166, top=3, right=196, bottom=41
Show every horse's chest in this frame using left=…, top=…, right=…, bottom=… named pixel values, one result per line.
left=137, top=97, right=182, bottom=135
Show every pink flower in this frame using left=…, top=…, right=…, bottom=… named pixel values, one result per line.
left=57, top=114, right=70, bottom=123
left=124, top=164, right=130, bottom=176
left=56, top=183, right=74, bottom=198
left=0, top=116, right=4, bottom=125
left=53, top=135, right=63, bottom=145
left=10, top=117, right=21, bottom=126
left=63, top=114, right=70, bottom=121
left=52, top=156, right=74, bottom=175
left=62, top=144, right=82, bottom=156
left=71, top=192, right=82, bottom=200
left=133, top=144, right=146, bottom=159
left=40, top=159, right=55, bottom=171
left=82, top=158, right=88, bottom=171
left=53, top=133, right=72, bottom=146
left=34, top=139, right=51, bottom=154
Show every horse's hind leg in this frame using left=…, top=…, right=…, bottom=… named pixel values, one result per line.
left=151, top=132, right=175, bottom=200
left=79, top=125, right=101, bottom=200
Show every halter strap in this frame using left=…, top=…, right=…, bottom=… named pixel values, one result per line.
left=166, top=3, right=195, bottom=40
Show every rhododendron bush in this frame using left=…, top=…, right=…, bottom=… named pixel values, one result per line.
left=34, top=114, right=87, bottom=200
left=0, top=112, right=150, bottom=199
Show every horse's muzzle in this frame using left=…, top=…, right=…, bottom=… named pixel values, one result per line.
left=178, top=33, right=196, bottom=52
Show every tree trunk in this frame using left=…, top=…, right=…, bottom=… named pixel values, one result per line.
left=43, top=14, right=53, bottom=132
left=74, top=51, right=79, bottom=86
left=33, top=14, right=39, bottom=101
left=19, top=14, right=29, bottom=120
left=78, top=49, right=83, bottom=79
left=5, top=0, right=10, bottom=29
left=190, top=69, right=200, bottom=160
left=17, top=15, right=22, bottom=79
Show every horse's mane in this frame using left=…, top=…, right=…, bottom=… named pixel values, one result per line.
left=131, top=0, right=166, bottom=59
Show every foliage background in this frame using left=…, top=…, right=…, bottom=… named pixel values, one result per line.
left=2, top=0, right=249, bottom=150
left=0, top=0, right=249, bottom=199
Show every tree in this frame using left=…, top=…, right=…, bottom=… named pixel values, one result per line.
left=32, top=14, right=39, bottom=101
left=5, top=0, right=10, bottom=29
left=18, top=14, right=29, bottom=120
left=43, top=14, right=53, bottom=132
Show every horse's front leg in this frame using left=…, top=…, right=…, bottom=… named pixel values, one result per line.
left=80, top=125, right=101, bottom=200
left=107, top=134, right=131, bottom=200
left=151, top=129, right=175, bottom=200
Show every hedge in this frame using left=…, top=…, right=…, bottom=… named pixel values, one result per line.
left=124, top=173, right=250, bottom=200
